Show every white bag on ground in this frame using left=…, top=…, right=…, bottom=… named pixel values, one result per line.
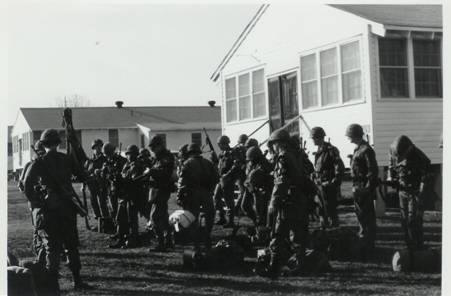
left=169, top=210, right=196, bottom=232
left=392, top=248, right=441, bottom=273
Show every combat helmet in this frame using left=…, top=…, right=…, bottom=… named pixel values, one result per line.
left=245, top=138, right=259, bottom=149
left=40, top=129, right=61, bottom=147
left=125, top=145, right=139, bottom=155
left=268, top=129, right=290, bottom=145
left=102, top=142, right=116, bottom=156
left=34, top=140, right=46, bottom=155
left=246, top=146, right=263, bottom=161
left=345, top=124, right=364, bottom=139
left=238, top=134, right=249, bottom=145
left=91, top=139, right=104, bottom=149
left=217, top=135, right=230, bottom=145
left=149, top=135, right=165, bottom=148
left=187, top=143, right=202, bottom=155
left=310, top=127, right=326, bottom=139
left=139, top=148, right=150, bottom=157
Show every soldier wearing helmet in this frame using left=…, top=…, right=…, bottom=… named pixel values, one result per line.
left=244, top=138, right=259, bottom=149
left=176, top=143, right=219, bottom=250
left=264, top=129, right=307, bottom=277
left=234, top=134, right=249, bottom=218
left=213, top=135, right=241, bottom=227
left=388, top=135, right=431, bottom=250
left=84, top=139, right=109, bottom=222
left=311, top=127, right=345, bottom=228
left=242, top=146, right=272, bottom=228
left=102, top=142, right=127, bottom=227
left=109, top=145, right=145, bottom=249
left=146, top=135, right=176, bottom=252
left=23, top=129, right=90, bottom=290
left=346, top=123, right=378, bottom=257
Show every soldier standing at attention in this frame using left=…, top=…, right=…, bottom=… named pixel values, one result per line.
left=266, top=129, right=306, bottom=277
left=213, top=135, right=240, bottom=228
left=23, top=129, right=90, bottom=292
left=388, top=135, right=430, bottom=250
left=346, top=123, right=379, bottom=257
left=146, top=135, right=176, bottom=252
left=311, top=127, right=345, bottom=228
left=177, top=143, right=219, bottom=250
left=85, top=139, right=109, bottom=222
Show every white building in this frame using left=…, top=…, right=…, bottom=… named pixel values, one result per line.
left=11, top=106, right=221, bottom=173
left=211, top=4, right=442, bottom=202
left=8, top=126, right=13, bottom=173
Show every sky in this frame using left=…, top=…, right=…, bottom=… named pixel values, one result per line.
left=7, top=1, right=258, bottom=125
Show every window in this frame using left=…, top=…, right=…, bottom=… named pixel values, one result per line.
left=156, top=133, right=166, bottom=148
left=140, top=134, right=145, bottom=148
left=238, top=73, right=251, bottom=120
left=341, top=41, right=362, bottom=102
left=301, top=54, right=318, bottom=109
left=191, top=133, right=202, bottom=146
left=379, top=31, right=442, bottom=99
left=108, top=129, right=119, bottom=148
left=252, top=69, right=266, bottom=117
left=320, top=48, right=339, bottom=106
left=8, top=143, right=12, bottom=156
left=379, top=38, right=408, bottom=97
left=225, top=68, right=266, bottom=122
left=413, top=38, right=442, bottom=97
left=225, top=77, right=237, bottom=122
left=301, top=39, right=363, bottom=110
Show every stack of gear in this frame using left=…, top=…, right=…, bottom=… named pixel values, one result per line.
left=392, top=248, right=441, bottom=273
left=310, top=227, right=360, bottom=261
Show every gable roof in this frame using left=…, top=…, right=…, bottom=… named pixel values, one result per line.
left=19, top=106, right=221, bottom=131
left=210, top=4, right=442, bottom=81
left=331, top=5, right=442, bottom=29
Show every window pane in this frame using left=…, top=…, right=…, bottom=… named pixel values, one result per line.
left=239, top=96, right=251, bottom=120
left=282, top=74, right=299, bottom=119
left=380, top=68, right=409, bottom=97
left=415, top=69, right=442, bottom=97
left=108, top=129, right=119, bottom=148
left=343, top=71, right=362, bottom=102
left=226, top=99, right=237, bottom=122
left=341, top=41, right=360, bottom=72
left=225, top=78, right=236, bottom=99
left=413, top=40, right=441, bottom=67
left=320, top=48, right=337, bottom=77
left=302, top=81, right=318, bottom=109
left=253, top=93, right=266, bottom=118
left=379, top=38, right=407, bottom=66
left=321, top=76, right=338, bottom=106
left=252, top=69, right=264, bottom=93
left=301, top=54, right=316, bottom=81
left=238, top=73, right=250, bottom=96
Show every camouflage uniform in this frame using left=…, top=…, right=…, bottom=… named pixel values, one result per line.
left=147, top=147, right=176, bottom=250
left=85, top=150, right=109, bottom=218
left=24, top=147, right=82, bottom=292
left=313, top=142, right=345, bottom=227
left=388, top=135, right=430, bottom=250
left=177, top=144, right=219, bottom=249
left=350, top=140, right=378, bottom=250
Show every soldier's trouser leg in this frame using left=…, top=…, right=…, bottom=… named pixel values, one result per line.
left=241, top=189, right=257, bottom=224
left=109, top=191, right=119, bottom=220
left=323, top=185, right=339, bottom=226
left=213, top=184, right=225, bottom=218
left=151, top=190, right=171, bottom=246
left=399, top=191, right=424, bottom=249
left=255, top=192, right=269, bottom=226
left=116, top=200, right=129, bottom=239
left=98, top=184, right=110, bottom=218
left=269, top=209, right=290, bottom=273
left=222, top=182, right=235, bottom=223
left=87, top=183, right=102, bottom=218
left=201, top=196, right=215, bottom=249
left=128, top=200, right=139, bottom=237
left=291, top=201, right=309, bottom=253
left=235, top=178, right=246, bottom=212
left=354, top=192, right=376, bottom=249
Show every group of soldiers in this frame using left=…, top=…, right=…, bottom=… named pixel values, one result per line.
left=18, top=121, right=432, bottom=291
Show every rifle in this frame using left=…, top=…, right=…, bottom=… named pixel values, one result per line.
left=62, top=108, right=91, bottom=229
left=202, top=128, right=218, bottom=164
left=259, top=115, right=310, bottom=148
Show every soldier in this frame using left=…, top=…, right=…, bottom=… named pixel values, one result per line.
left=213, top=135, right=240, bottom=228
left=177, top=143, right=219, bottom=250
left=84, top=139, right=109, bottom=221
left=235, top=134, right=249, bottom=215
left=243, top=146, right=272, bottom=227
left=110, top=145, right=144, bottom=248
left=102, top=142, right=127, bottom=222
left=346, top=123, right=378, bottom=256
left=265, top=129, right=308, bottom=277
left=388, top=135, right=430, bottom=250
left=18, top=140, right=46, bottom=193
left=245, top=138, right=259, bottom=149
left=311, top=127, right=345, bottom=228
left=23, top=129, right=90, bottom=292
left=137, top=147, right=153, bottom=221
left=146, top=135, right=176, bottom=252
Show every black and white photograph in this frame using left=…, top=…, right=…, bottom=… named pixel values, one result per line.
left=4, top=1, right=447, bottom=295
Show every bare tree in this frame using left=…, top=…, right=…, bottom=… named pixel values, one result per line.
left=55, top=94, right=91, bottom=107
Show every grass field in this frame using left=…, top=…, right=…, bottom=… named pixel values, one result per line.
left=8, top=182, right=442, bottom=296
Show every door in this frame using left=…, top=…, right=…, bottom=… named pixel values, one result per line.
left=267, top=71, right=300, bottom=135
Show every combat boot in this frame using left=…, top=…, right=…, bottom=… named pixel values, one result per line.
left=109, top=238, right=126, bottom=249
left=73, top=271, right=93, bottom=291
left=149, top=236, right=167, bottom=252
left=264, top=255, right=280, bottom=278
